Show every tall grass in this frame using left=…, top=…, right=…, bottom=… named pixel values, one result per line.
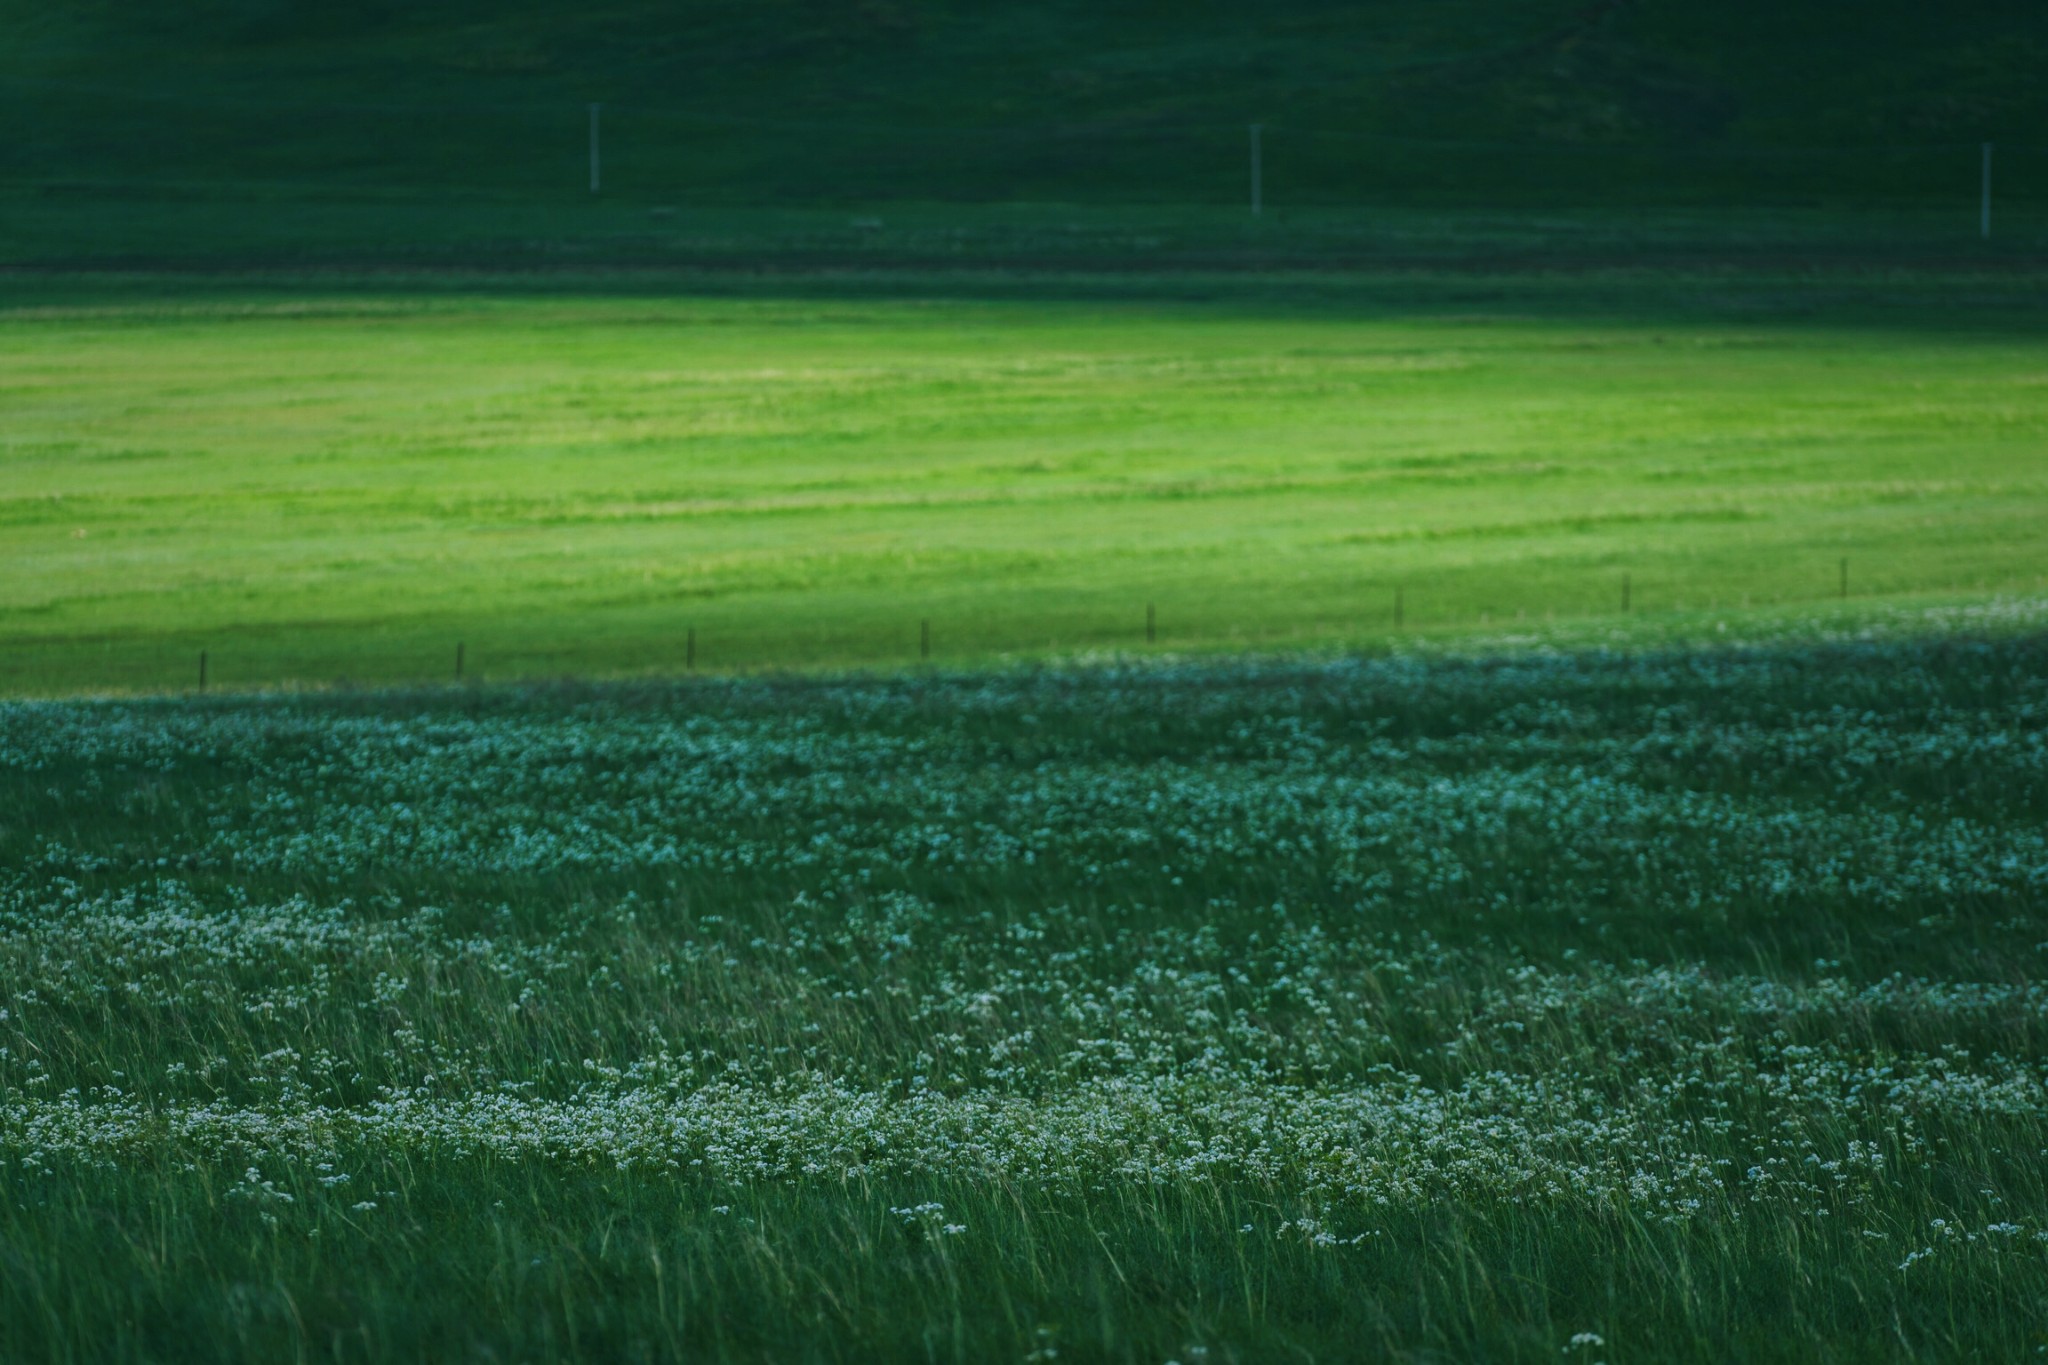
left=3, top=632, right=2045, bottom=1359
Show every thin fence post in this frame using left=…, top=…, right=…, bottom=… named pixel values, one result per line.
left=1250, top=123, right=1263, bottom=215
left=1982, top=141, right=1993, bottom=240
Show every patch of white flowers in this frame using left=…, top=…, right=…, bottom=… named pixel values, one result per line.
left=0, top=640, right=2044, bottom=1256
left=890, top=1203, right=965, bottom=1235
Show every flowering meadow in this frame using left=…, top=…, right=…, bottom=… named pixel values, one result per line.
left=3, top=635, right=2046, bottom=1361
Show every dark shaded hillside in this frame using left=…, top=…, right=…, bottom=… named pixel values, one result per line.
left=2, top=0, right=2044, bottom=208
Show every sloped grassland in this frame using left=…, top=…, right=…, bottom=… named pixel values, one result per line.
left=2, top=0, right=2044, bottom=205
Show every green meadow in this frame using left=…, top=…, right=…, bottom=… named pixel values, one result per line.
left=8, top=3, right=2048, bottom=1360
left=6, top=264, right=2047, bottom=695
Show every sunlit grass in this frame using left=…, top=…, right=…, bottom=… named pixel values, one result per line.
left=5, top=272, right=2047, bottom=695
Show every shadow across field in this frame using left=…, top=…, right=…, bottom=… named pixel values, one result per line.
left=4, top=199, right=2048, bottom=331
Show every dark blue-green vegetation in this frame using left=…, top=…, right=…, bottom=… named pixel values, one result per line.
left=3, top=634, right=2047, bottom=1361
left=3, top=0, right=2046, bottom=254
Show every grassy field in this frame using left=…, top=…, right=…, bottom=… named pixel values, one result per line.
left=3, top=633, right=2046, bottom=1361
left=6, top=263, right=2048, bottom=696
left=6, top=5, right=2045, bottom=1359
left=9, top=7, right=2048, bottom=1361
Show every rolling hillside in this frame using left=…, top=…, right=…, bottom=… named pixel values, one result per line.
left=3, top=0, right=2044, bottom=209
